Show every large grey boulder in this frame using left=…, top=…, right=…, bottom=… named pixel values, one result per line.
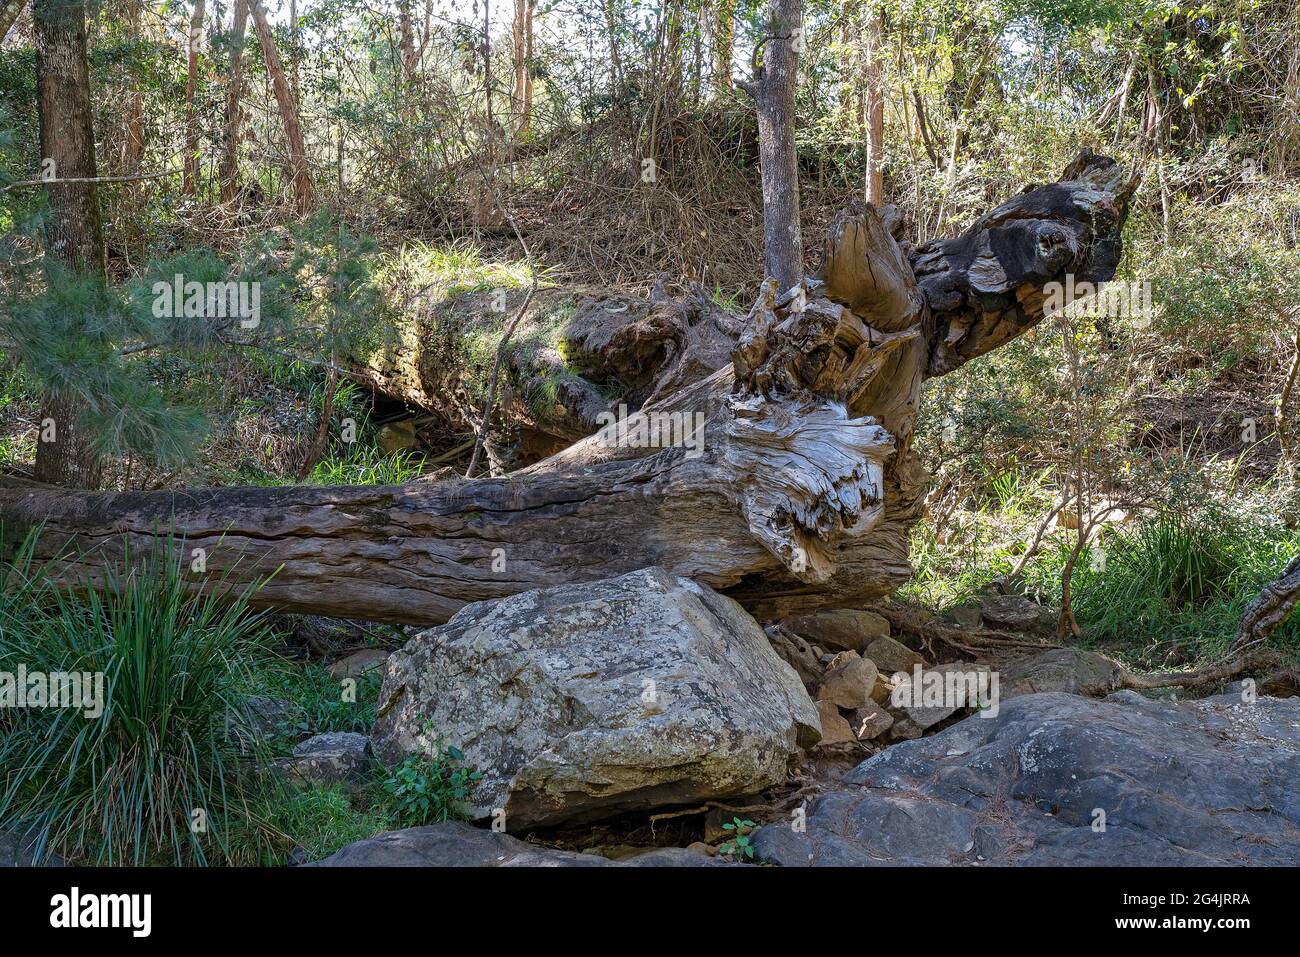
left=753, top=691, right=1300, bottom=866
left=372, top=567, right=820, bottom=829
left=309, top=822, right=724, bottom=867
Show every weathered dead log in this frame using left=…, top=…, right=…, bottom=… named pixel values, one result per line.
left=0, top=153, right=1132, bottom=625
left=359, top=281, right=739, bottom=468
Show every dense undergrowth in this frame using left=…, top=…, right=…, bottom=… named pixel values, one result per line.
left=902, top=468, right=1300, bottom=668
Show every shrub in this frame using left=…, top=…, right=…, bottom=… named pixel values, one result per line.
left=0, top=535, right=278, bottom=865
left=308, top=446, right=426, bottom=486
left=382, top=742, right=483, bottom=828
left=1034, top=504, right=1300, bottom=662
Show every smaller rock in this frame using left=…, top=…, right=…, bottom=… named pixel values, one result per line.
left=887, top=662, right=992, bottom=740
left=1001, top=647, right=1127, bottom=699
left=243, top=696, right=308, bottom=738
left=863, top=636, right=927, bottom=675
left=815, top=699, right=856, bottom=745
left=816, top=651, right=878, bottom=710
left=764, top=625, right=822, bottom=689
left=782, top=609, right=890, bottom=653
left=276, top=732, right=371, bottom=787
left=850, top=700, right=894, bottom=740
left=980, top=594, right=1050, bottom=632
left=870, top=673, right=896, bottom=704
left=327, top=648, right=391, bottom=679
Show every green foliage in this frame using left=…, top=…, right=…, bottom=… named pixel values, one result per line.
left=718, top=817, right=757, bottom=861
left=0, top=533, right=278, bottom=865
left=234, top=785, right=391, bottom=867
left=309, top=445, right=426, bottom=486
left=245, top=656, right=382, bottom=741
left=381, top=741, right=484, bottom=828
left=1041, top=505, right=1300, bottom=662
left=0, top=262, right=211, bottom=468
left=907, top=482, right=1300, bottom=667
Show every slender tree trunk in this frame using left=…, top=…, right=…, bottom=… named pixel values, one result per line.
left=123, top=0, right=145, bottom=173
left=32, top=0, right=105, bottom=489
left=511, top=0, right=535, bottom=135
left=398, top=0, right=417, bottom=85
left=219, top=0, right=249, bottom=204
left=604, top=0, right=622, bottom=90
left=482, top=0, right=493, bottom=162
left=248, top=0, right=314, bottom=214
left=712, top=0, right=734, bottom=93
left=746, top=0, right=803, bottom=289
left=0, top=0, right=24, bottom=42
left=288, top=0, right=298, bottom=94
left=182, top=0, right=206, bottom=194
left=944, top=44, right=991, bottom=186
left=663, top=0, right=684, bottom=104
left=863, top=3, right=885, bottom=204
left=523, top=3, right=534, bottom=125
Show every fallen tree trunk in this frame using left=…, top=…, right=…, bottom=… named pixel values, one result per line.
left=359, top=280, right=741, bottom=469
left=0, top=152, right=1134, bottom=625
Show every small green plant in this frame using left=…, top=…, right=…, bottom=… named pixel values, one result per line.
left=718, top=817, right=757, bottom=861
left=382, top=742, right=484, bottom=827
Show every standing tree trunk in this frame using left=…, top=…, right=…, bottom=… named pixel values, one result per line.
left=32, top=0, right=106, bottom=489
left=712, top=0, right=734, bottom=94
left=398, top=0, right=417, bottom=85
left=510, top=0, right=535, bottom=135
left=603, top=0, right=622, bottom=90
left=219, top=0, right=250, bottom=204
left=743, top=0, right=803, bottom=290
left=510, top=0, right=525, bottom=119
left=182, top=0, right=206, bottom=195
left=122, top=0, right=145, bottom=174
left=862, top=2, right=885, bottom=205
left=248, top=0, right=314, bottom=214
left=288, top=0, right=298, bottom=95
